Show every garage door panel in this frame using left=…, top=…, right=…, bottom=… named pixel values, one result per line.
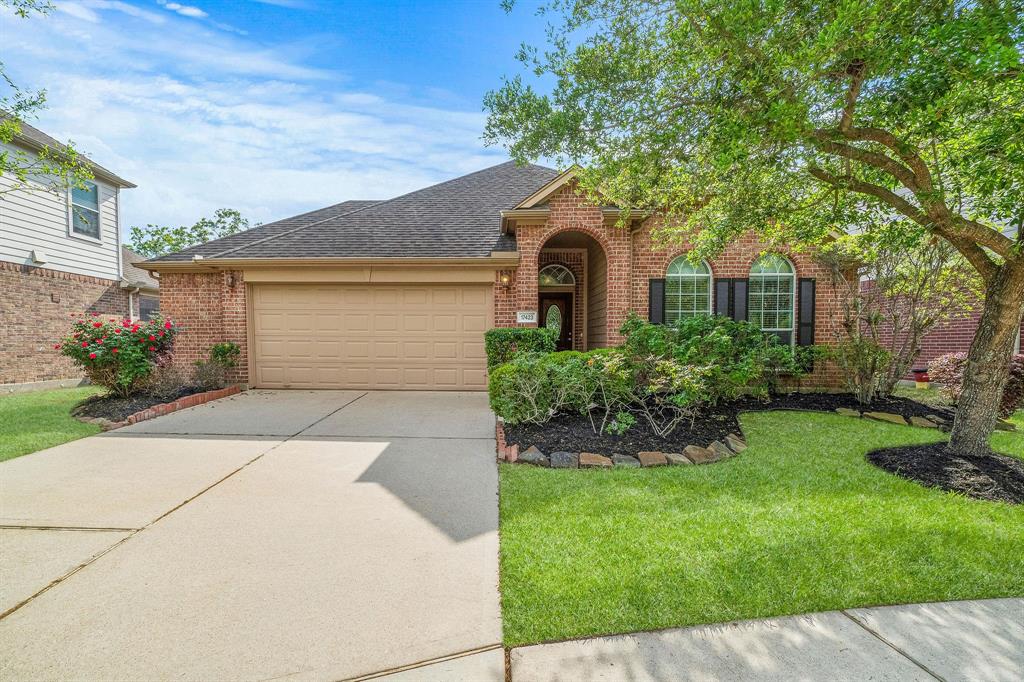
left=252, top=283, right=491, bottom=390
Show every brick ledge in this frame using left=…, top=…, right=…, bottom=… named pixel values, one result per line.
left=84, top=385, right=243, bottom=430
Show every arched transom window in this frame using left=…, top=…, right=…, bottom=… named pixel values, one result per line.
left=538, top=264, right=575, bottom=287
left=748, top=254, right=796, bottom=344
left=665, top=256, right=712, bottom=323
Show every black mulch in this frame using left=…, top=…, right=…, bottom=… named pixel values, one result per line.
left=867, top=443, right=1024, bottom=504
left=72, top=386, right=203, bottom=422
left=503, top=391, right=957, bottom=457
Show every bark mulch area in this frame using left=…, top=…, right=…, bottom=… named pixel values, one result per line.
left=867, top=443, right=1024, bottom=504
left=72, top=386, right=203, bottom=423
left=503, top=391, right=956, bottom=457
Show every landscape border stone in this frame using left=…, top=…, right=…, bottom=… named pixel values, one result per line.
left=77, top=385, right=243, bottom=431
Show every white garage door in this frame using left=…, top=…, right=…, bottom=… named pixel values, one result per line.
left=251, top=283, right=491, bottom=390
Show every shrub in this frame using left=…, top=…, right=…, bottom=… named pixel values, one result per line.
left=929, top=352, right=1024, bottom=418
left=484, top=327, right=557, bottom=368
left=488, top=354, right=555, bottom=424
left=146, top=364, right=190, bottom=402
left=57, top=315, right=177, bottom=397
left=825, top=337, right=892, bottom=404
left=193, top=342, right=241, bottom=391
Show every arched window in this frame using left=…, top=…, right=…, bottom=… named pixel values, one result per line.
left=748, top=254, right=796, bottom=344
left=538, top=264, right=575, bottom=286
left=665, top=256, right=712, bottom=323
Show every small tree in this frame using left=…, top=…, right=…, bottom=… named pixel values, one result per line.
left=819, top=223, right=980, bottom=399
left=129, top=209, right=256, bottom=258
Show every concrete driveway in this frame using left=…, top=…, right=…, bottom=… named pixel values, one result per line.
left=0, top=390, right=504, bottom=681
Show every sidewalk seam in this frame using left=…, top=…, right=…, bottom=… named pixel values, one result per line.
left=841, top=610, right=946, bottom=681
left=338, top=643, right=503, bottom=681
left=0, top=393, right=367, bottom=621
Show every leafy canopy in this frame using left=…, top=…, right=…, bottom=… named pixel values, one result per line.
left=129, top=209, right=257, bottom=258
left=485, top=0, right=1022, bottom=271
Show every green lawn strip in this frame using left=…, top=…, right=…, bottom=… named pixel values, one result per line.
left=0, top=387, right=103, bottom=462
left=499, top=411, right=1024, bottom=646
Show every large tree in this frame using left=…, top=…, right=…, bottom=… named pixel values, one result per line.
left=129, top=209, right=256, bottom=258
left=485, top=0, right=1023, bottom=456
left=1, top=0, right=93, bottom=197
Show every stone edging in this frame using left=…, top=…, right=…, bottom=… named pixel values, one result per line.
left=495, top=420, right=747, bottom=469
left=79, top=385, right=243, bottom=431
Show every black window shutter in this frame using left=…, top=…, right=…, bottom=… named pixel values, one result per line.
left=715, top=279, right=731, bottom=317
left=733, top=279, right=748, bottom=322
left=648, top=279, right=665, bottom=324
left=798, top=278, right=816, bottom=346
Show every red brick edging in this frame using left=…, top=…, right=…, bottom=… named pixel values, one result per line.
left=86, top=385, right=243, bottom=430
left=496, top=421, right=518, bottom=462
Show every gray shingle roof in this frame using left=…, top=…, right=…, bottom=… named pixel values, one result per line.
left=150, top=161, right=558, bottom=262
left=2, top=113, right=136, bottom=188
left=121, top=247, right=160, bottom=290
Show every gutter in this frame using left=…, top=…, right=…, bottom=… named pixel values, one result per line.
left=139, top=253, right=522, bottom=273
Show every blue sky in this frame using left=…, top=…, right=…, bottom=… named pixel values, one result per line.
left=1, top=0, right=550, bottom=231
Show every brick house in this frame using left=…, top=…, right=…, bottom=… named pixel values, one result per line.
left=144, top=163, right=848, bottom=390
left=0, top=119, right=156, bottom=389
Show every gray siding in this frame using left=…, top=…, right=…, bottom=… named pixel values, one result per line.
left=0, top=141, right=121, bottom=281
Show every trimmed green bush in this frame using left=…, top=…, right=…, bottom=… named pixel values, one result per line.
left=484, top=327, right=557, bottom=368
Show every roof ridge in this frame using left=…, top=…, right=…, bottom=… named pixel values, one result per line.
left=208, top=160, right=549, bottom=260
left=208, top=199, right=382, bottom=259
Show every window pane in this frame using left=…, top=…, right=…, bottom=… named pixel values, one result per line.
left=545, top=304, right=562, bottom=334
left=72, top=182, right=98, bottom=210
left=72, top=208, right=101, bottom=238
left=139, top=296, right=159, bottom=321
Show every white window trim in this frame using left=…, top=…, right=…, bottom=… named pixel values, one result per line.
left=67, top=181, right=103, bottom=244
left=749, top=255, right=797, bottom=346
left=538, top=263, right=576, bottom=286
left=665, top=255, right=713, bottom=323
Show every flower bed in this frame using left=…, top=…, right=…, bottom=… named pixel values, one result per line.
left=73, top=385, right=241, bottom=429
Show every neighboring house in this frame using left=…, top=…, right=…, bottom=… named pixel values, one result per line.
left=0, top=119, right=149, bottom=388
left=143, top=163, right=849, bottom=391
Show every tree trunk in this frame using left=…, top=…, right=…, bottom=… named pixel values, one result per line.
left=947, top=264, right=1024, bottom=456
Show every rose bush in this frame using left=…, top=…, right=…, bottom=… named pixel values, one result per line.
left=929, top=352, right=1024, bottom=419
left=56, top=313, right=178, bottom=397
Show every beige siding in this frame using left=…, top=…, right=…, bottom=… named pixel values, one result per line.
left=251, top=283, right=492, bottom=390
left=0, top=141, right=121, bottom=280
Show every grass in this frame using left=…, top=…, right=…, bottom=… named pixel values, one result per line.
left=499, top=411, right=1024, bottom=646
left=0, top=386, right=103, bottom=462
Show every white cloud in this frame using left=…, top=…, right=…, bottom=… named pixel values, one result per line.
left=1, top=3, right=506, bottom=232
left=55, top=2, right=100, bottom=22
left=160, top=2, right=208, bottom=19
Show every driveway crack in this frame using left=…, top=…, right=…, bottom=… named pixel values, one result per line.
left=841, top=610, right=946, bottom=681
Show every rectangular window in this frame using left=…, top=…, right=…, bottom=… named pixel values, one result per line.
left=749, top=273, right=794, bottom=344
left=139, top=295, right=160, bottom=321
left=70, top=181, right=101, bottom=239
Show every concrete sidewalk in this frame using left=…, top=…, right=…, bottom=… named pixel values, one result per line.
left=510, top=598, right=1024, bottom=682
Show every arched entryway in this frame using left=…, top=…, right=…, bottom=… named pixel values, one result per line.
left=537, top=230, right=609, bottom=351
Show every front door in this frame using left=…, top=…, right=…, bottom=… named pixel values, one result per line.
left=539, top=293, right=573, bottom=351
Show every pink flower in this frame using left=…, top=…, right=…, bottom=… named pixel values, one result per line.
left=96, top=339, right=103, bottom=344
left=53, top=344, right=61, bottom=349
left=91, top=312, right=99, bottom=317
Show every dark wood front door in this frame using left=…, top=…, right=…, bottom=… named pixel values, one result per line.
left=539, top=293, right=573, bottom=351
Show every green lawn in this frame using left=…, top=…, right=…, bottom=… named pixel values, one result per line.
left=0, top=387, right=103, bottom=462
left=499, top=411, right=1024, bottom=646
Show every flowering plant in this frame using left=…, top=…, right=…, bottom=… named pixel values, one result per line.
left=56, top=313, right=178, bottom=397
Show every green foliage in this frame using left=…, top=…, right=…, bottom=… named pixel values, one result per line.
left=56, top=315, right=178, bottom=398
left=129, top=209, right=256, bottom=258
left=489, top=354, right=556, bottom=424
left=192, top=342, right=242, bottom=391
left=605, top=410, right=635, bottom=436
left=1, top=1, right=93, bottom=200
left=486, top=0, right=1021, bottom=255
left=825, top=337, right=893, bottom=404
left=484, top=327, right=557, bottom=368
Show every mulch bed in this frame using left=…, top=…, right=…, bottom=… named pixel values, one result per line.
left=72, top=386, right=203, bottom=422
left=867, top=443, right=1024, bottom=504
left=503, top=391, right=955, bottom=456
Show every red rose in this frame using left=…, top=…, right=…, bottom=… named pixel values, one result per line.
left=77, top=319, right=84, bottom=324
left=132, top=326, right=140, bottom=332
left=93, top=322, right=102, bottom=328
left=148, top=346, right=156, bottom=351
left=164, top=321, right=172, bottom=329
left=81, top=342, right=88, bottom=348
left=91, top=312, right=99, bottom=317
left=53, top=344, right=60, bottom=349
left=123, top=320, right=131, bottom=327
left=88, top=352, right=97, bottom=359
left=147, top=335, right=155, bottom=341
left=114, top=329, right=122, bottom=335
left=96, top=339, right=104, bottom=344
left=158, top=331, right=165, bottom=337
left=112, top=348, right=119, bottom=354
